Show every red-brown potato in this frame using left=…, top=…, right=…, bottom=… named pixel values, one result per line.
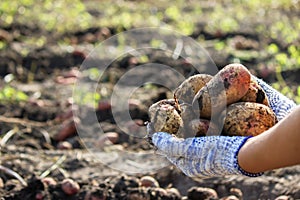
left=192, top=63, right=251, bottom=118
left=240, top=77, right=269, bottom=106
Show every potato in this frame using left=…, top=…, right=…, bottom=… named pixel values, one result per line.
left=240, top=77, right=269, bottom=106
left=174, top=74, right=212, bottom=104
left=148, top=99, right=183, bottom=135
left=180, top=103, right=197, bottom=126
left=192, top=63, right=251, bottom=118
left=187, top=119, right=221, bottom=137
left=223, top=102, right=277, bottom=137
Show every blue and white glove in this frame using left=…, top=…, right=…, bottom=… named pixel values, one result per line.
left=255, top=76, right=296, bottom=121
left=150, top=77, right=296, bottom=178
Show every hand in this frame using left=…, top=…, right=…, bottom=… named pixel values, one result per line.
left=152, top=132, right=263, bottom=178
left=254, top=76, right=296, bottom=120
left=150, top=77, right=296, bottom=178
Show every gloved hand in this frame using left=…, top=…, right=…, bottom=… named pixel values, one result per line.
left=254, top=76, right=296, bottom=120
left=149, top=77, right=296, bottom=178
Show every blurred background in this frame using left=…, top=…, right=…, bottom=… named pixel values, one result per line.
left=0, top=0, right=299, bottom=101
left=1, top=1, right=300, bottom=199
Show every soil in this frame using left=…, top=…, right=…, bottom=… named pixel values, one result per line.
left=1, top=5, right=300, bottom=200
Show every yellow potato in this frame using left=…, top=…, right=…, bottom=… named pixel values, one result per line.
left=174, top=74, right=212, bottom=104
left=148, top=99, right=183, bottom=135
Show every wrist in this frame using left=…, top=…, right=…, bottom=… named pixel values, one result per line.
left=215, top=136, right=263, bottom=177
left=236, top=136, right=264, bottom=176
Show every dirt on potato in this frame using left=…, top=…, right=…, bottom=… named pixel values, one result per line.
left=223, top=102, right=277, bottom=137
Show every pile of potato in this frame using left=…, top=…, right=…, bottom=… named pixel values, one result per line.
left=148, top=63, right=277, bottom=138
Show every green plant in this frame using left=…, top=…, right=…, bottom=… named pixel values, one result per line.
left=288, top=45, right=300, bottom=66
left=296, top=86, right=300, bottom=104
left=0, top=85, right=28, bottom=103
left=266, top=43, right=300, bottom=72
left=214, top=41, right=226, bottom=51
left=0, top=0, right=92, bottom=33
left=272, top=82, right=299, bottom=104
left=83, top=67, right=102, bottom=81
left=73, top=86, right=101, bottom=109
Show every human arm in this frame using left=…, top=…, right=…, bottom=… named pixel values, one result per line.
left=238, top=104, right=300, bottom=173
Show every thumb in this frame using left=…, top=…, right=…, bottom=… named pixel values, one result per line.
left=152, top=132, right=193, bottom=156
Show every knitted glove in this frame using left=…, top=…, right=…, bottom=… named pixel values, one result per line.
left=254, top=76, right=296, bottom=120
left=152, top=132, right=260, bottom=177
left=150, top=77, right=296, bottom=178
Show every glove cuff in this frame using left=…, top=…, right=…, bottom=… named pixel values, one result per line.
left=233, top=136, right=264, bottom=177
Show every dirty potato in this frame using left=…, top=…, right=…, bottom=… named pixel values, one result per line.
left=187, top=119, right=221, bottom=137
left=180, top=103, right=197, bottom=126
left=223, top=102, right=277, bottom=137
left=192, top=63, right=251, bottom=119
left=174, top=74, right=212, bottom=104
left=240, top=77, right=269, bottom=106
left=148, top=99, right=183, bottom=135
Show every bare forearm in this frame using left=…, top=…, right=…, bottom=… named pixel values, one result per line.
left=238, top=105, right=300, bottom=173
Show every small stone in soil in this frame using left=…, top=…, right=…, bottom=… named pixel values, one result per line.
left=0, top=178, right=3, bottom=188
left=42, top=177, right=57, bottom=186
left=220, top=195, right=239, bottom=200
left=166, top=188, right=181, bottom=199
left=57, top=141, right=73, bottom=150
left=275, top=195, right=294, bottom=200
left=187, top=186, right=218, bottom=200
left=140, top=176, right=160, bottom=188
left=61, top=178, right=80, bottom=195
left=96, top=132, right=119, bottom=148
left=229, top=187, right=243, bottom=199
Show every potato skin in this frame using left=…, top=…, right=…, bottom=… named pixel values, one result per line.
left=223, top=102, right=277, bottom=137
left=240, top=77, right=269, bottom=106
left=180, top=103, right=197, bottom=126
left=188, top=119, right=221, bottom=137
left=174, top=74, right=212, bottom=104
left=192, top=63, right=251, bottom=118
left=148, top=99, right=183, bottom=135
